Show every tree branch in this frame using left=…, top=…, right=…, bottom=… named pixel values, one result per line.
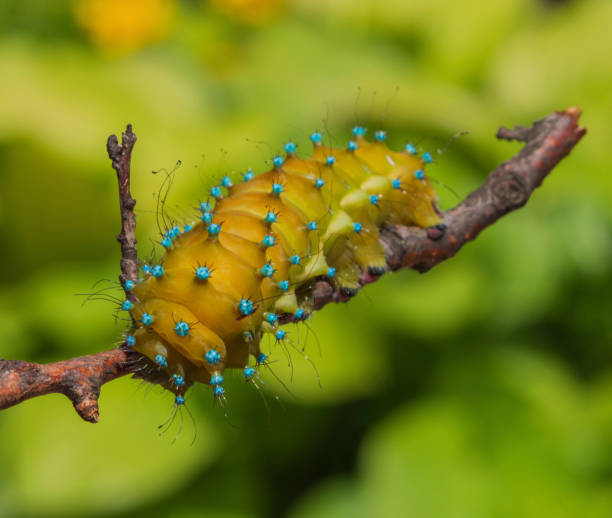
left=0, top=108, right=586, bottom=422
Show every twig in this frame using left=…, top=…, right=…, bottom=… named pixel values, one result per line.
left=107, top=124, right=140, bottom=299
left=0, top=109, right=586, bottom=422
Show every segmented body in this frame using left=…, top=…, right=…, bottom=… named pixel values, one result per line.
left=124, top=128, right=442, bottom=403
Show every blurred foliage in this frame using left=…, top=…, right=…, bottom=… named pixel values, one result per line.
left=0, top=0, right=610, bottom=517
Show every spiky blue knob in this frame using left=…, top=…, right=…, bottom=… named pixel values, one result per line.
left=205, top=349, right=221, bottom=365
left=261, top=262, right=275, bottom=277
left=375, top=130, right=387, bottom=142
left=262, top=234, right=275, bottom=247
left=210, top=372, right=224, bottom=385
left=310, top=131, right=323, bottom=144
left=405, top=143, right=417, bottom=155
left=195, top=266, right=211, bottom=280
left=265, top=312, right=278, bottom=325
left=174, top=321, right=190, bottom=337
left=239, top=298, right=254, bottom=316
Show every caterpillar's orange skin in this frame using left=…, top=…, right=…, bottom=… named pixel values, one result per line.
left=126, top=129, right=442, bottom=401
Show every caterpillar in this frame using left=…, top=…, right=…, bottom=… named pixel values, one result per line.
left=122, top=127, right=442, bottom=406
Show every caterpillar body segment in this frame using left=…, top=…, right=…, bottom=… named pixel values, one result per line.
left=125, top=129, right=442, bottom=403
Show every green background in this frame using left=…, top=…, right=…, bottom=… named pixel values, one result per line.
left=0, top=0, right=611, bottom=516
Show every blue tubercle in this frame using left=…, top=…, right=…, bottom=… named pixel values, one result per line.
left=125, top=335, right=136, bottom=347
left=375, top=130, right=387, bottom=142
left=310, top=132, right=323, bottom=144
left=174, top=321, right=190, bottom=337
left=221, top=175, right=233, bottom=188
left=210, top=373, right=224, bottom=385
left=121, top=300, right=133, bottom=311
left=327, top=267, right=336, bottom=278
left=199, top=201, right=211, bottom=212
left=315, top=178, right=325, bottom=188
left=265, top=312, right=278, bottom=325
left=142, top=264, right=152, bottom=274
left=275, top=329, right=286, bottom=341
left=142, top=313, right=154, bottom=326
left=155, top=354, right=167, bottom=368
left=352, top=126, right=367, bottom=137
left=210, top=186, right=222, bottom=198
left=294, top=308, right=305, bottom=320
left=239, top=298, right=254, bottom=316
left=201, top=211, right=213, bottom=223
left=257, top=352, right=267, bottom=364
left=392, top=178, right=401, bottom=189
left=175, top=395, right=185, bottom=405
left=243, top=366, right=256, bottom=380
left=414, top=169, right=425, bottom=180
left=273, top=155, right=284, bottom=168
left=152, top=265, right=164, bottom=278
left=262, top=234, right=275, bottom=247
left=265, top=211, right=277, bottom=224
left=369, top=194, right=380, bottom=206
left=172, top=374, right=185, bottom=386
left=278, top=280, right=289, bottom=291
left=326, top=155, right=335, bottom=166
left=244, top=169, right=255, bottom=182
left=205, top=349, right=221, bottom=365
left=161, top=235, right=172, bottom=248
left=125, top=280, right=135, bottom=291
left=405, top=143, right=417, bottom=155
left=290, top=255, right=301, bottom=265
left=214, top=385, right=225, bottom=397
left=284, top=141, right=296, bottom=154
left=422, top=151, right=433, bottom=163
left=261, top=262, right=275, bottom=277
left=272, top=182, right=284, bottom=195
left=353, top=222, right=363, bottom=233
left=307, top=220, right=318, bottom=231
left=348, top=140, right=358, bottom=151
left=183, top=224, right=192, bottom=232
left=195, top=266, right=211, bottom=280
left=207, top=223, right=221, bottom=236
left=170, top=226, right=181, bottom=238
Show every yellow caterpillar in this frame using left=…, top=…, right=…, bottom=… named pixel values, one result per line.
left=121, top=128, right=442, bottom=405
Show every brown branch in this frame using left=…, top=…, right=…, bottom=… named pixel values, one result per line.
left=0, top=108, right=586, bottom=422
left=107, top=124, right=140, bottom=298
left=0, top=347, right=135, bottom=422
